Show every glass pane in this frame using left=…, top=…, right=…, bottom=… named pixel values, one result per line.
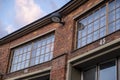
left=99, top=60, right=116, bottom=80
left=94, top=9, right=100, bottom=20
left=19, top=48, right=23, bottom=54
left=108, top=11, right=115, bottom=23
left=41, top=47, right=45, bottom=54
left=46, top=45, right=51, bottom=53
left=79, top=18, right=87, bottom=26
left=25, top=60, right=29, bottom=68
left=18, top=55, right=22, bottom=62
left=88, top=14, right=94, bottom=24
left=108, top=22, right=115, bottom=34
left=78, top=31, right=81, bottom=39
left=100, top=16, right=106, bottom=27
left=81, top=37, right=87, bottom=47
left=23, top=53, right=26, bottom=61
left=94, top=20, right=99, bottom=31
left=87, top=34, right=93, bottom=44
left=45, top=53, right=49, bottom=61
left=100, top=27, right=106, bottom=38
left=24, top=47, right=27, bottom=53
left=83, top=67, right=96, bottom=80
left=36, top=49, right=40, bottom=56
left=49, top=52, right=53, bottom=60
left=40, top=55, right=44, bottom=63
left=42, top=40, right=46, bottom=46
left=28, top=45, right=32, bottom=51
left=14, top=50, right=19, bottom=56
left=31, top=50, right=36, bottom=58
left=21, top=61, right=25, bottom=69
left=26, top=52, right=30, bottom=60
left=30, top=58, right=35, bottom=66
left=100, top=6, right=106, bottom=17
left=116, top=19, right=120, bottom=30
left=108, top=1, right=115, bottom=12
left=35, top=57, right=39, bottom=65
left=116, top=8, right=120, bottom=20
left=93, top=30, right=99, bottom=41
left=82, top=27, right=87, bottom=37
left=116, top=0, right=120, bottom=8
left=88, top=24, right=93, bottom=34
left=77, top=39, right=81, bottom=48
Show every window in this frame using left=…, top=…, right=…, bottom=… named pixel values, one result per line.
left=10, top=34, right=55, bottom=72
left=77, top=0, right=120, bottom=48
left=82, top=60, right=116, bottom=80
left=83, top=67, right=96, bottom=80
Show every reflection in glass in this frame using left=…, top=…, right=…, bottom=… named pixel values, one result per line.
left=99, top=60, right=116, bottom=80
left=83, top=67, right=96, bottom=80
left=108, top=22, right=115, bottom=34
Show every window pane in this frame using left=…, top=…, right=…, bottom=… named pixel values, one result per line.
left=94, top=9, right=100, bottom=20
left=88, top=14, right=94, bottom=24
left=116, top=19, right=120, bottom=30
left=77, top=39, right=81, bottom=48
left=116, top=0, right=120, bottom=8
left=100, top=16, right=106, bottom=27
left=108, top=22, right=115, bottom=34
left=108, top=11, right=115, bottom=23
left=108, top=1, right=115, bottom=12
left=81, top=37, right=87, bottom=46
left=40, top=55, right=44, bottom=63
left=79, top=18, right=87, bottom=26
left=116, top=8, right=120, bottom=20
left=99, top=60, right=116, bottom=80
left=88, top=24, right=93, bottom=34
left=78, top=31, right=81, bottom=39
left=100, top=27, right=106, bottom=38
left=83, top=67, right=96, bottom=80
left=82, top=27, right=87, bottom=37
left=94, top=20, right=99, bottom=31
left=93, top=30, right=99, bottom=41
left=87, top=34, right=93, bottom=44
left=100, top=6, right=106, bottom=17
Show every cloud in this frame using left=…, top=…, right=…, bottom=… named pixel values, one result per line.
left=0, top=21, right=8, bottom=38
left=49, top=0, right=58, bottom=10
left=6, top=25, right=16, bottom=34
left=15, top=0, right=45, bottom=26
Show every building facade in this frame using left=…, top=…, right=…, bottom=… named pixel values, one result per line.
left=0, top=0, right=120, bottom=80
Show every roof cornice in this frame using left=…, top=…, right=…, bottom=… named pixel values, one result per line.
left=0, top=0, right=88, bottom=45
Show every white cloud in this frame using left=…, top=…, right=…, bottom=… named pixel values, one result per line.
left=0, top=21, right=8, bottom=38
left=6, top=25, right=16, bottom=34
left=15, top=0, right=45, bottom=26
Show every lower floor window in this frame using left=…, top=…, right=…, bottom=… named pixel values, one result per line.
left=83, top=60, right=116, bottom=80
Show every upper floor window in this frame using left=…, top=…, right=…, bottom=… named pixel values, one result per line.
left=10, top=33, right=55, bottom=72
left=77, top=0, right=120, bottom=48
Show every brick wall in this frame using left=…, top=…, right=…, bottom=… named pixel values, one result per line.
left=0, top=0, right=120, bottom=80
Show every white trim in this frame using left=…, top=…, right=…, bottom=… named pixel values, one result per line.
left=73, top=45, right=120, bottom=66
left=5, top=67, right=51, bottom=80
left=10, top=28, right=56, bottom=49
left=68, top=37, right=120, bottom=63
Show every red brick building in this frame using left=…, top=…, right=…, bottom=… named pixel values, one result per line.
left=0, top=0, right=120, bottom=80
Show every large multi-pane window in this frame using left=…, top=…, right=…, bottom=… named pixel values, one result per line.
left=77, top=0, right=120, bottom=48
left=83, top=60, right=116, bottom=80
left=10, top=34, right=54, bottom=72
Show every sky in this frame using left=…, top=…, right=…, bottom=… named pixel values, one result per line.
left=0, top=0, right=70, bottom=38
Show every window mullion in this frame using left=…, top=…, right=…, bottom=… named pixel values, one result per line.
left=106, top=3, right=109, bottom=35
left=29, top=42, right=34, bottom=67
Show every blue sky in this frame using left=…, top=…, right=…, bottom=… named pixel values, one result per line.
left=0, top=0, right=70, bottom=38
